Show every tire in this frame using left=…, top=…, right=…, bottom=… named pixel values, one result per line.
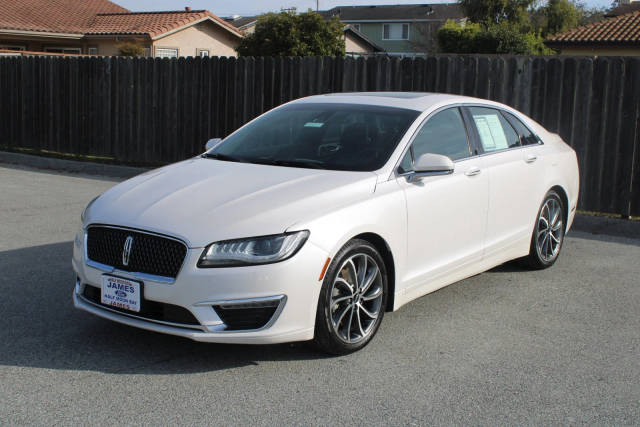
left=313, top=239, right=388, bottom=355
left=521, top=190, right=566, bottom=270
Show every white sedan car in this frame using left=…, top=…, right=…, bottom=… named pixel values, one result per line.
left=73, top=92, right=579, bottom=354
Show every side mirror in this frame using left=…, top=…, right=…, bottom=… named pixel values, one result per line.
left=205, top=138, right=222, bottom=151
left=407, top=153, right=454, bottom=182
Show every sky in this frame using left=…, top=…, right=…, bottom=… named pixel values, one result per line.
left=115, top=0, right=612, bottom=17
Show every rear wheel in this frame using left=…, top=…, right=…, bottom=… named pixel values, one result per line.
left=313, top=239, right=387, bottom=355
left=521, top=190, right=565, bottom=269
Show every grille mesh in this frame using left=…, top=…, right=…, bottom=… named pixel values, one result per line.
left=86, top=226, right=187, bottom=278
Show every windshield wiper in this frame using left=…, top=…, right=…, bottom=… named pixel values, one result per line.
left=248, top=158, right=325, bottom=169
left=201, top=152, right=245, bottom=163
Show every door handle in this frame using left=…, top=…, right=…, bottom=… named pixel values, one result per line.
left=525, top=154, right=538, bottom=163
left=465, top=167, right=481, bottom=177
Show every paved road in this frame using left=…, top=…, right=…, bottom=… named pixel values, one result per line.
left=1, top=164, right=639, bottom=425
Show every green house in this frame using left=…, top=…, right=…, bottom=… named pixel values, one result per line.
left=321, top=4, right=466, bottom=56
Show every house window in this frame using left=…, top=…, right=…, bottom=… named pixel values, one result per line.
left=143, top=48, right=151, bottom=57
left=44, top=47, right=81, bottom=54
left=382, top=23, right=409, bottom=40
left=352, top=24, right=361, bottom=31
left=156, top=48, right=178, bottom=58
left=197, top=49, right=210, bottom=58
left=88, top=47, right=98, bottom=55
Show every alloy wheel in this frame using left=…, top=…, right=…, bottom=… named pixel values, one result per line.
left=536, top=197, right=563, bottom=262
left=329, top=253, right=383, bottom=344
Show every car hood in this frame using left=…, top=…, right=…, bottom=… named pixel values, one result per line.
left=85, top=157, right=378, bottom=247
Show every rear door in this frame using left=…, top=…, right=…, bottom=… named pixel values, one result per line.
left=463, top=106, right=540, bottom=258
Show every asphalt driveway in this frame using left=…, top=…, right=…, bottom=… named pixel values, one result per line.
left=0, top=164, right=638, bottom=425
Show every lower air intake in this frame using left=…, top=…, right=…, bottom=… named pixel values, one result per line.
left=213, top=297, right=284, bottom=331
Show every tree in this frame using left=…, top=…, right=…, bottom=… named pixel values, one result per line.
left=529, top=0, right=605, bottom=37
left=236, top=10, right=345, bottom=57
left=116, top=41, right=145, bottom=57
left=575, top=4, right=606, bottom=26
left=544, top=0, right=580, bottom=35
left=459, top=0, right=535, bottom=27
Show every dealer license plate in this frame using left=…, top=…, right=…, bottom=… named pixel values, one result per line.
left=101, top=275, right=141, bottom=313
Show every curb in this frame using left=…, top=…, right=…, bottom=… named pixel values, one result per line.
left=0, top=151, right=148, bottom=179
left=571, top=214, right=640, bottom=241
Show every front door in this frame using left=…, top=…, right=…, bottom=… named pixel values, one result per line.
left=396, top=107, right=489, bottom=296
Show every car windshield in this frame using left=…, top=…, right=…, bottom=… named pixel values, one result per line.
left=206, top=103, right=420, bottom=171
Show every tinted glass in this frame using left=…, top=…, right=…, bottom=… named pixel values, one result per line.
left=398, top=150, right=413, bottom=174
left=469, top=107, right=520, bottom=152
left=209, top=103, right=420, bottom=172
left=411, top=108, right=471, bottom=161
left=503, top=111, right=539, bottom=145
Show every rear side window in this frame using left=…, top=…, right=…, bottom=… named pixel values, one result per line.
left=502, top=111, right=540, bottom=146
left=411, top=108, right=471, bottom=161
left=468, top=107, right=520, bottom=152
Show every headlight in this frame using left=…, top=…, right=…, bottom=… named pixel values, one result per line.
left=197, top=231, right=310, bottom=268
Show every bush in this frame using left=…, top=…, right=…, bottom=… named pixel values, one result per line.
left=116, top=42, right=145, bottom=57
left=236, top=10, right=345, bottom=57
left=438, top=20, right=483, bottom=54
left=437, top=20, right=553, bottom=54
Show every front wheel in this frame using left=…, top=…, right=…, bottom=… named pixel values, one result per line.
left=521, top=190, right=565, bottom=270
left=313, top=239, right=388, bottom=355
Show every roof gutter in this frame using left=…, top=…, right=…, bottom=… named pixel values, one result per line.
left=544, top=40, right=640, bottom=47
left=0, top=28, right=83, bottom=39
left=340, top=19, right=450, bottom=23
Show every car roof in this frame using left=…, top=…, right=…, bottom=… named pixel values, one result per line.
left=294, top=92, right=498, bottom=112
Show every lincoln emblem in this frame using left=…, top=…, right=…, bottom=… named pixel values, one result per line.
left=122, top=236, right=134, bottom=266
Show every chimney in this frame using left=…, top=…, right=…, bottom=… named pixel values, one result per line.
left=185, top=6, right=191, bottom=12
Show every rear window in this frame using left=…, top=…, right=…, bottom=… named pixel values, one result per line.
left=502, top=111, right=540, bottom=146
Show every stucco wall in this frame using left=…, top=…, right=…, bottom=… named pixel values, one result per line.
left=0, top=34, right=149, bottom=55
left=0, top=35, right=84, bottom=52
left=557, top=46, right=640, bottom=56
left=152, top=20, right=240, bottom=57
left=86, top=37, right=150, bottom=56
left=345, top=33, right=374, bottom=54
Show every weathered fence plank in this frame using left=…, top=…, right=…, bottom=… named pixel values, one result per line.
left=0, top=55, right=639, bottom=216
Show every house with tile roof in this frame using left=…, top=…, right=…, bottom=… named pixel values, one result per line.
left=319, top=4, right=466, bottom=56
left=545, top=8, right=640, bottom=56
left=0, top=0, right=243, bottom=57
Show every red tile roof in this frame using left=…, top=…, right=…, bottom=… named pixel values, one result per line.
left=0, top=0, right=128, bottom=34
left=87, top=10, right=243, bottom=39
left=546, top=9, right=640, bottom=45
left=0, top=1, right=242, bottom=39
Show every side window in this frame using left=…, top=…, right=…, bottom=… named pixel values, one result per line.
left=502, top=111, right=540, bottom=146
left=468, top=107, right=520, bottom=152
left=411, top=108, right=471, bottom=162
left=398, top=150, right=413, bottom=174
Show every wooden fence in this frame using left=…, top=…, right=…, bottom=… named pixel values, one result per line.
left=0, top=55, right=639, bottom=216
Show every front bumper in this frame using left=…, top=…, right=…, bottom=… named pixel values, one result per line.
left=72, top=230, right=328, bottom=344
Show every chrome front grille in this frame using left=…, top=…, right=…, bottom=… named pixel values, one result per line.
left=86, top=226, right=187, bottom=279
